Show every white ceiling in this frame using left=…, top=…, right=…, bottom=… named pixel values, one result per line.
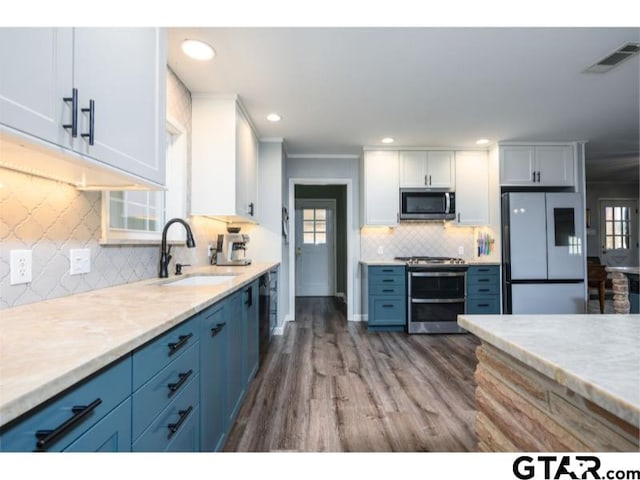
left=167, top=27, right=640, bottom=182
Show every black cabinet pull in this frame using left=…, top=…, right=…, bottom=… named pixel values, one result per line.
left=382, top=279, right=393, bottom=283
left=168, top=333, right=193, bottom=356
left=81, top=99, right=95, bottom=145
left=248, top=202, right=255, bottom=216
left=382, top=304, right=394, bottom=308
left=532, top=171, right=536, bottom=182
left=536, top=171, right=541, bottom=183
left=167, top=369, right=193, bottom=397
left=167, top=406, right=193, bottom=439
left=381, top=269, right=392, bottom=272
left=62, top=88, right=78, bottom=137
left=245, top=286, right=253, bottom=307
left=382, top=289, right=394, bottom=292
left=478, top=303, right=490, bottom=307
left=478, top=268, right=489, bottom=272
left=34, top=398, right=102, bottom=451
left=478, top=288, right=490, bottom=292
left=211, top=322, right=226, bottom=337
left=478, top=278, right=490, bottom=282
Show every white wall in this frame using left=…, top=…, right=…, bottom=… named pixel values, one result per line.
left=286, top=156, right=361, bottom=320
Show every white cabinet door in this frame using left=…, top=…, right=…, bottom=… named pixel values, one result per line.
left=399, top=151, right=427, bottom=187
left=454, top=151, right=489, bottom=225
left=73, top=28, right=166, bottom=185
left=362, top=150, right=399, bottom=226
left=536, top=145, right=574, bottom=186
left=235, top=107, right=258, bottom=220
left=426, top=151, right=454, bottom=188
left=0, top=28, right=73, bottom=147
left=500, top=146, right=535, bottom=185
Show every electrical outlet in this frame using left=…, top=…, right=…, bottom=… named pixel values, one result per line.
left=458, top=245, right=464, bottom=255
left=377, top=245, right=384, bottom=255
left=10, top=249, right=32, bottom=285
left=70, top=248, right=91, bottom=275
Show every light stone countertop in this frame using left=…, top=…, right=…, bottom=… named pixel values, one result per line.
left=606, top=266, right=640, bottom=275
left=359, top=260, right=501, bottom=266
left=457, top=314, right=640, bottom=426
left=0, top=262, right=278, bottom=428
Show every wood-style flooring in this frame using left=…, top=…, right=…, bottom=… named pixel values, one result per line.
left=224, top=297, right=479, bottom=452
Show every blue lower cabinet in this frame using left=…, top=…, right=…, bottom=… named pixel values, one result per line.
left=367, top=266, right=406, bottom=332
left=132, top=372, right=200, bottom=452
left=0, top=355, right=132, bottom=452
left=200, top=301, right=227, bottom=452
left=226, top=291, right=245, bottom=428
left=63, top=398, right=131, bottom=452
left=466, top=265, right=501, bottom=314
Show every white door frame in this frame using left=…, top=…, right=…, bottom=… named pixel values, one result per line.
left=288, top=178, right=353, bottom=321
left=295, top=198, right=337, bottom=296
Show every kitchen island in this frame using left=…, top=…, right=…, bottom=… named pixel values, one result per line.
left=606, top=266, right=640, bottom=314
left=458, top=314, right=640, bottom=451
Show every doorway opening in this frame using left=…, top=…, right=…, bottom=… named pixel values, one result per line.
left=288, top=180, right=352, bottom=322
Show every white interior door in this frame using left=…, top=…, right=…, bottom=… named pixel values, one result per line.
left=295, top=199, right=335, bottom=296
left=599, top=199, right=639, bottom=267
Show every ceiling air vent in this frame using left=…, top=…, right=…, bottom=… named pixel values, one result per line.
left=584, top=42, right=640, bottom=73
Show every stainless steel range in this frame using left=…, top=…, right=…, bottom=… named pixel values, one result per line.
left=395, top=256, right=467, bottom=334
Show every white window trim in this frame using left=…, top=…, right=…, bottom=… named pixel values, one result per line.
left=100, top=116, right=187, bottom=245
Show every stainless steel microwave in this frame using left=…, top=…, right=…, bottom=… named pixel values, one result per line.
left=399, top=189, right=456, bottom=220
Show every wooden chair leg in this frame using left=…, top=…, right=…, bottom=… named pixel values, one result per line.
left=598, top=280, right=605, bottom=314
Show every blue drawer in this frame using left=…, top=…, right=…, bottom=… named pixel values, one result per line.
left=63, top=398, right=131, bottom=452
left=1, top=355, right=132, bottom=452
left=133, top=316, right=199, bottom=390
left=132, top=341, right=200, bottom=440
left=132, top=372, right=200, bottom=452
left=467, top=283, right=499, bottom=296
left=369, top=275, right=405, bottom=287
left=467, top=265, right=500, bottom=277
left=166, top=405, right=200, bottom=452
left=467, top=274, right=499, bottom=286
left=369, top=266, right=405, bottom=277
left=369, top=297, right=406, bottom=326
left=466, top=296, right=500, bottom=314
left=369, top=283, right=405, bottom=296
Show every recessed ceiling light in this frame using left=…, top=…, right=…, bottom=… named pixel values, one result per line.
left=181, top=39, right=215, bottom=61
left=476, top=138, right=490, bottom=145
left=381, top=137, right=395, bottom=144
left=267, top=113, right=281, bottom=122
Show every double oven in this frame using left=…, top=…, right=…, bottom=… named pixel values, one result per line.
left=396, top=257, right=467, bottom=334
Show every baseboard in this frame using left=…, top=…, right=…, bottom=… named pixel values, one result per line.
left=336, top=292, right=346, bottom=303
left=350, top=314, right=366, bottom=322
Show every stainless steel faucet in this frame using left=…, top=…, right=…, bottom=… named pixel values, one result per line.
left=159, top=218, right=196, bottom=278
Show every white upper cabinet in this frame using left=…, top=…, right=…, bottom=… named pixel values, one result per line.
left=399, top=150, right=454, bottom=188
left=72, top=28, right=166, bottom=185
left=362, top=150, right=399, bottom=226
left=500, top=144, right=574, bottom=187
left=191, top=95, right=259, bottom=223
left=0, top=27, right=166, bottom=187
left=0, top=28, right=73, bottom=147
left=454, top=151, right=489, bottom=226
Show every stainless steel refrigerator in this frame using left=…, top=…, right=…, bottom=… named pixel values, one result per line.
left=502, top=192, right=586, bottom=314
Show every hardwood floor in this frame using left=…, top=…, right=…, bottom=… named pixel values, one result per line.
left=224, top=297, right=479, bottom=452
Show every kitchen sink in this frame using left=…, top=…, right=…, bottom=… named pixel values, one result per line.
left=162, top=275, right=237, bottom=287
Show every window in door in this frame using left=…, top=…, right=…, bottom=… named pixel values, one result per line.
left=302, top=208, right=327, bottom=245
left=604, top=206, right=630, bottom=250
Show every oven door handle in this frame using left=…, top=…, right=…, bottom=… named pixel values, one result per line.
left=410, top=271, right=466, bottom=278
left=411, top=298, right=466, bottom=304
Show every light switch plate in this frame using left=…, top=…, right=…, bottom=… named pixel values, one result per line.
left=10, top=249, right=32, bottom=285
left=70, top=248, right=91, bottom=275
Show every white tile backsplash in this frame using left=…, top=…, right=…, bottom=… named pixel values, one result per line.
left=361, top=222, right=499, bottom=262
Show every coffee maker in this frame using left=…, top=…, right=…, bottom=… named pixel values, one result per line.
left=214, top=227, right=251, bottom=266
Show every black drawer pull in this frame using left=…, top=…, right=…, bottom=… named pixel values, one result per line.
left=478, top=268, right=490, bottom=272
left=211, top=322, right=226, bottom=337
left=167, top=369, right=193, bottom=397
left=34, top=398, right=102, bottom=451
left=382, top=289, right=394, bottom=292
left=477, top=303, right=490, bottom=307
left=382, top=279, right=394, bottom=283
left=245, top=286, right=253, bottom=307
left=81, top=99, right=95, bottom=145
left=478, top=288, right=490, bottom=292
left=477, top=278, right=490, bottom=282
left=382, top=304, right=395, bottom=308
left=167, top=406, right=193, bottom=439
left=381, top=269, right=393, bottom=272
left=168, top=333, right=193, bottom=356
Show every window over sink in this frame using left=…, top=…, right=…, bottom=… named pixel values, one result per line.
left=100, top=117, right=187, bottom=244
